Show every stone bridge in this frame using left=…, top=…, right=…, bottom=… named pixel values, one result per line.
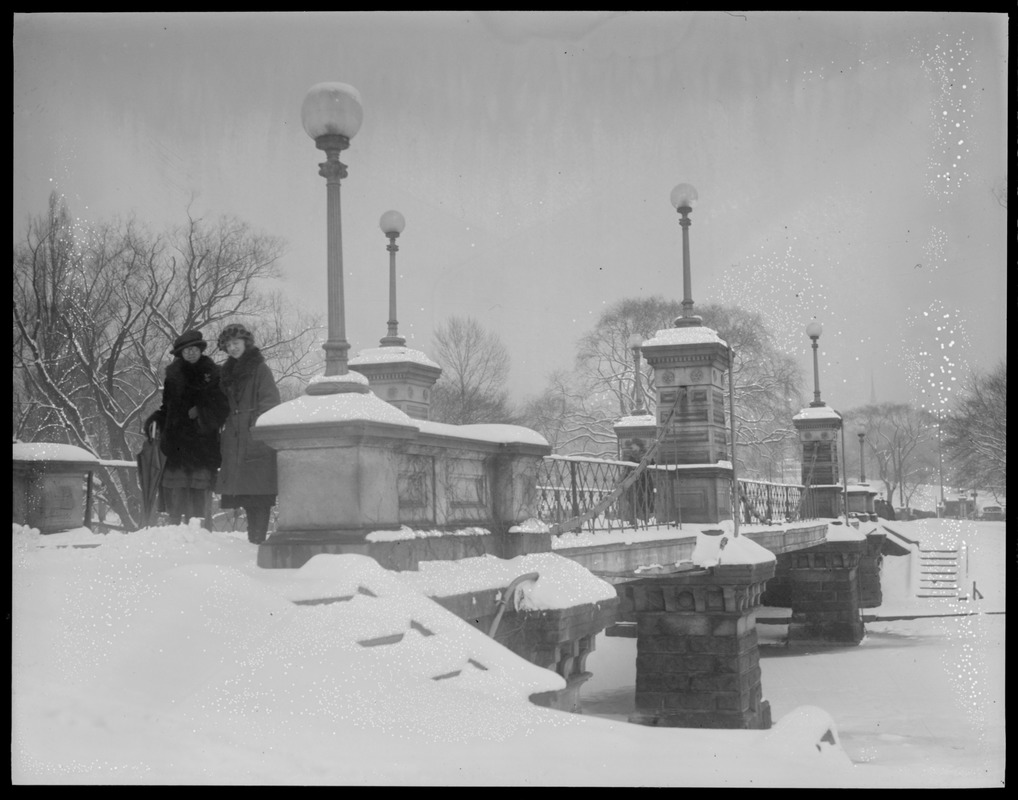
left=550, top=516, right=895, bottom=729
left=14, top=263, right=902, bottom=733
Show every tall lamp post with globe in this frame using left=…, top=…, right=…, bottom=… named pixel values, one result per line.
left=807, top=320, right=824, bottom=407
left=858, top=431, right=866, bottom=483
left=670, top=183, right=701, bottom=326
left=379, top=210, right=406, bottom=347
left=301, top=82, right=367, bottom=392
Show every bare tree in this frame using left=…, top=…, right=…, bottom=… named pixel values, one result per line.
left=574, top=296, right=677, bottom=417
left=942, top=361, right=1006, bottom=499
left=12, top=192, right=317, bottom=529
left=519, top=370, right=618, bottom=457
left=842, top=403, right=938, bottom=510
left=429, top=315, right=517, bottom=424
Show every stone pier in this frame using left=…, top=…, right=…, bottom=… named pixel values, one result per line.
left=858, top=529, right=887, bottom=610
left=626, top=556, right=775, bottom=729
left=764, top=538, right=866, bottom=646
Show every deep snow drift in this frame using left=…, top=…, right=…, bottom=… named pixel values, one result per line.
left=11, top=518, right=1005, bottom=786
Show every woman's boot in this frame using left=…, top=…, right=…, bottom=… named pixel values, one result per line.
left=189, top=489, right=209, bottom=526
left=246, top=505, right=270, bottom=544
left=164, top=486, right=187, bottom=525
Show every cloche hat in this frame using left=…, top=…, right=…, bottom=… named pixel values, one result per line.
left=171, top=329, right=208, bottom=356
left=217, top=323, right=256, bottom=350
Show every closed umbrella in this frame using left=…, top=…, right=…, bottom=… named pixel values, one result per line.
left=136, top=428, right=166, bottom=527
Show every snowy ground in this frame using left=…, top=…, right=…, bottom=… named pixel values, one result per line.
left=11, top=518, right=1005, bottom=786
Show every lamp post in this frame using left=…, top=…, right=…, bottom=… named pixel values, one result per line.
left=806, top=320, right=824, bottom=407
left=379, top=210, right=406, bottom=347
left=937, top=417, right=945, bottom=518
left=628, top=333, right=647, bottom=415
left=840, top=422, right=850, bottom=524
left=728, top=339, right=740, bottom=537
left=670, top=183, right=701, bottom=327
left=301, top=82, right=363, bottom=380
left=858, top=431, right=866, bottom=483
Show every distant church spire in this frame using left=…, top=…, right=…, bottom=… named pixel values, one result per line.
left=869, top=367, right=877, bottom=405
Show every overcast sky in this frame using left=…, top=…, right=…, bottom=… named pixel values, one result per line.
left=13, top=11, right=1008, bottom=413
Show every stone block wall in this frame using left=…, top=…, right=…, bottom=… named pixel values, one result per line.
left=857, top=531, right=886, bottom=609
left=776, top=541, right=866, bottom=645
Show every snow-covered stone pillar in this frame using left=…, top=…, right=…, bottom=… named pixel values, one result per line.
left=792, top=404, right=844, bottom=519
left=12, top=442, right=99, bottom=534
left=251, top=381, right=420, bottom=567
left=252, top=387, right=552, bottom=569
left=846, top=483, right=878, bottom=519
left=627, top=530, right=776, bottom=729
left=639, top=324, right=734, bottom=524
left=349, top=345, right=442, bottom=420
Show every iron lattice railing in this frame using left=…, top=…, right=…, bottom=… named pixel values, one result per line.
left=536, top=455, right=814, bottom=536
left=536, top=455, right=665, bottom=536
left=736, top=478, right=807, bottom=525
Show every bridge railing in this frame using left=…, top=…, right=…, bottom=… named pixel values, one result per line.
left=536, top=455, right=814, bottom=536
left=736, top=478, right=808, bottom=525
left=536, top=455, right=663, bottom=535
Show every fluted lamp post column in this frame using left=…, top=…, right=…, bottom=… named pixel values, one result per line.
left=379, top=210, right=406, bottom=347
left=858, top=431, right=866, bottom=483
left=301, top=82, right=365, bottom=390
left=670, top=183, right=701, bottom=327
left=628, top=333, right=647, bottom=415
left=806, top=320, right=825, bottom=407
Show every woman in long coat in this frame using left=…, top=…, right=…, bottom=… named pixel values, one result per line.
left=144, top=329, right=230, bottom=526
left=216, top=323, right=281, bottom=544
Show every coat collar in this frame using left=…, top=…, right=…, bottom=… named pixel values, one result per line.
left=221, top=346, right=264, bottom=388
left=165, top=354, right=217, bottom=383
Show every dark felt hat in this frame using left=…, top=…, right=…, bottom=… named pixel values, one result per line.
left=171, top=329, right=208, bottom=356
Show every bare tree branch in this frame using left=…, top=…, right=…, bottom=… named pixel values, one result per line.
left=13, top=192, right=313, bottom=531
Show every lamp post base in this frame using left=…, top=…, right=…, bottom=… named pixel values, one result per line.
left=305, top=375, right=372, bottom=396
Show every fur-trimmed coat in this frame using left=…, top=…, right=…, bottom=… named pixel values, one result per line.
left=217, top=346, right=281, bottom=499
left=146, top=355, right=230, bottom=472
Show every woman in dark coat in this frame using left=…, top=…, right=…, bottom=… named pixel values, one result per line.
left=216, top=323, right=281, bottom=544
left=144, top=329, right=230, bottom=526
